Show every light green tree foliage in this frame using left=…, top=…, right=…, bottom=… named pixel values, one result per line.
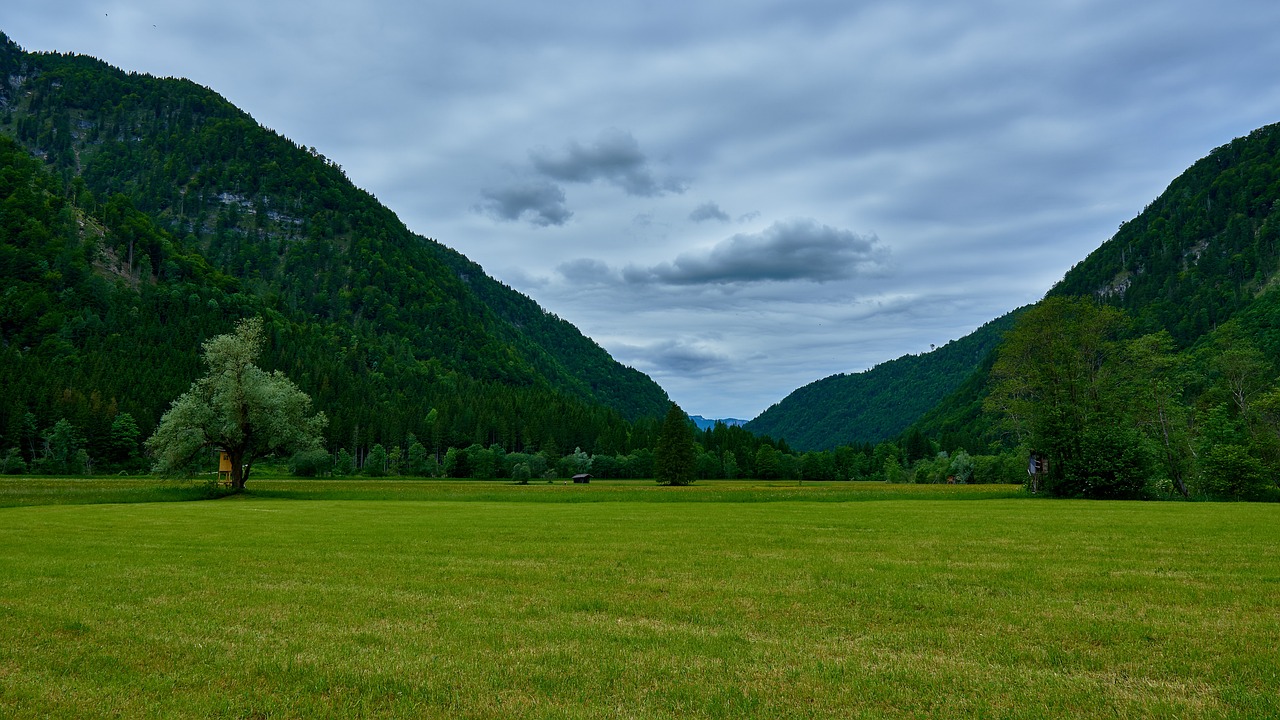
left=655, top=403, right=696, bottom=486
left=146, top=318, right=327, bottom=490
left=1118, top=332, right=1192, bottom=497
left=365, top=444, right=388, bottom=477
left=754, top=445, right=780, bottom=480
left=911, top=453, right=950, bottom=484
left=40, top=418, right=87, bottom=475
left=1, top=447, right=27, bottom=474
left=406, top=441, right=432, bottom=476
left=443, top=447, right=464, bottom=478
left=722, top=451, right=739, bottom=480
left=387, top=446, right=403, bottom=476
left=511, top=462, right=532, bottom=484
left=567, top=447, right=591, bottom=476
left=1195, top=404, right=1270, bottom=498
left=949, top=450, right=974, bottom=484
left=469, top=444, right=497, bottom=479
left=335, top=449, right=356, bottom=476
left=883, top=456, right=908, bottom=484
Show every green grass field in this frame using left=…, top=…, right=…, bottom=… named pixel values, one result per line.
left=1, top=479, right=1277, bottom=718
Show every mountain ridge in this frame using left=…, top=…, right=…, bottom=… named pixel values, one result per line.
left=0, top=30, right=669, bottom=458
left=744, top=310, right=1023, bottom=450
left=751, top=121, right=1280, bottom=454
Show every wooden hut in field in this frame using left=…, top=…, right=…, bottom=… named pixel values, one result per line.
left=572, top=473, right=592, bottom=484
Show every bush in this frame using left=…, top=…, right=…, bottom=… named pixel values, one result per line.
left=949, top=450, right=974, bottom=484
left=1, top=448, right=27, bottom=475
left=289, top=448, right=333, bottom=477
left=511, top=463, right=531, bottom=485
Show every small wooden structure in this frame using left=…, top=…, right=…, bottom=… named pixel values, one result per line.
left=1027, top=453, right=1048, bottom=494
left=217, top=450, right=233, bottom=486
left=572, top=473, right=592, bottom=484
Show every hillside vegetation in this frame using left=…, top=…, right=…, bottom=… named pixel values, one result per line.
left=755, top=123, right=1280, bottom=458
left=747, top=122, right=1280, bottom=499
left=746, top=310, right=1022, bottom=450
left=0, top=32, right=669, bottom=466
left=905, top=124, right=1280, bottom=498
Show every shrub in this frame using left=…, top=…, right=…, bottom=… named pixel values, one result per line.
left=1, top=448, right=27, bottom=475
left=289, top=448, right=333, bottom=477
left=511, top=463, right=532, bottom=485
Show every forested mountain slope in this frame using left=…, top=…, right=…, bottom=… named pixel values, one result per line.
left=913, top=122, right=1280, bottom=447
left=0, top=32, right=668, bottom=459
left=745, top=310, right=1023, bottom=450
left=755, top=121, right=1280, bottom=454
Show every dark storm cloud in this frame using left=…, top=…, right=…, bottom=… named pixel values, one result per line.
left=622, top=219, right=887, bottom=286
left=689, top=201, right=731, bottom=223
left=623, top=339, right=730, bottom=375
left=475, top=179, right=572, bottom=227
left=530, top=128, right=684, bottom=197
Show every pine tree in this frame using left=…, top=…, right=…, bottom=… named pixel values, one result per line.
left=655, top=403, right=695, bottom=486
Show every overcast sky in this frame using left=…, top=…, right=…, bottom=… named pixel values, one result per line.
left=7, top=1, right=1280, bottom=419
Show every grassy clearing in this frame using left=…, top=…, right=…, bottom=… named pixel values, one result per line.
left=245, top=478, right=1026, bottom=503
left=0, top=483, right=1277, bottom=718
left=0, top=476, right=1023, bottom=508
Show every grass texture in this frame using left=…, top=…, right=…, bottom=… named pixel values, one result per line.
left=0, top=480, right=1276, bottom=718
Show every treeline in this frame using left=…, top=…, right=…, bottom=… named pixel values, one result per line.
left=272, top=417, right=1027, bottom=485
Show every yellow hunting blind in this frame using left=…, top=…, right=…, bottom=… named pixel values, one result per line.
left=217, top=450, right=232, bottom=484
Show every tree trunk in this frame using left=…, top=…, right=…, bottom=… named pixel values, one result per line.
left=229, top=449, right=247, bottom=492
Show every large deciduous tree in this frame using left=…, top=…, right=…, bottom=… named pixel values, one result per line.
left=146, top=318, right=327, bottom=490
left=985, top=297, right=1142, bottom=497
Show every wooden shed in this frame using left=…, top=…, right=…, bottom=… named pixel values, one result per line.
left=217, top=450, right=233, bottom=486
left=572, top=473, right=592, bottom=484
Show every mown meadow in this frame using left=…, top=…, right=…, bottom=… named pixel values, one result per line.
left=1, top=478, right=1277, bottom=718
